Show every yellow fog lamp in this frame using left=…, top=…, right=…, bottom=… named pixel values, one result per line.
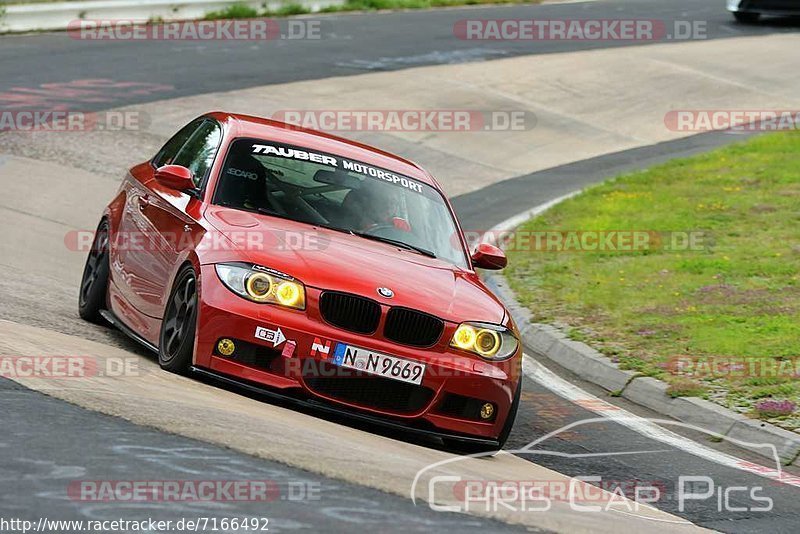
left=217, top=338, right=236, bottom=357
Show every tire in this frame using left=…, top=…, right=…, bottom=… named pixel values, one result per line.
left=444, top=378, right=522, bottom=455
left=78, top=219, right=110, bottom=324
left=158, top=265, right=198, bottom=374
left=733, top=12, right=760, bottom=23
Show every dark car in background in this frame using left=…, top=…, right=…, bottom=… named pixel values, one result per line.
left=728, top=0, right=800, bottom=22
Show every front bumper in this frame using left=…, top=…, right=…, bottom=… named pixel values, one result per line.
left=194, top=265, right=521, bottom=440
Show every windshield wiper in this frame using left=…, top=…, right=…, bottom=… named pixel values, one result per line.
left=224, top=204, right=436, bottom=258
left=351, top=231, right=437, bottom=259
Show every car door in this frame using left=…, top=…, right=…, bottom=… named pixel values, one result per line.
left=113, top=119, right=201, bottom=324
left=116, top=119, right=221, bottom=321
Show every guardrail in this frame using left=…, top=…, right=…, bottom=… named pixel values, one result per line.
left=1, top=0, right=345, bottom=33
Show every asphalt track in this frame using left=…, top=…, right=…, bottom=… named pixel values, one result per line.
left=0, top=0, right=798, bottom=111
left=0, top=378, right=533, bottom=533
left=2, top=0, right=800, bottom=532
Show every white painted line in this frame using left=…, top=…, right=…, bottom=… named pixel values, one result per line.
left=481, top=190, right=581, bottom=246
left=522, top=354, right=800, bottom=489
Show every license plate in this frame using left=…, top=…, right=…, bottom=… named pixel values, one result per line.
left=331, top=343, right=425, bottom=385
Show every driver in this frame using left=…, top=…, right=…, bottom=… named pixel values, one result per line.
left=343, top=180, right=400, bottom=231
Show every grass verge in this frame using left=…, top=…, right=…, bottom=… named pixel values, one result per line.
left=205, top=0, right=542, bottom=20
left=505, top=131, right=800, bottom=431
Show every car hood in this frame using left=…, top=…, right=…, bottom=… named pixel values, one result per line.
left=205, top=207, right=506, bottom=324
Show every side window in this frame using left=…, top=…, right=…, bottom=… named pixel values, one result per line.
left=152, top=119, right=203, bottom=168
left=173, top=121, right=223, bottom=187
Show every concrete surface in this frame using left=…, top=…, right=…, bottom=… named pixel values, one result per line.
left=2, top=3, right=800, bottom=530
left=0, top=319, right=703, bottom=532
left=0, top=375, right=533, bottom=533
left=1, top=0, right=345, bottom=33
left=2, top=33, right=800, bottom=198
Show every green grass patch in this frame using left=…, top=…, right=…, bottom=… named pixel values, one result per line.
left=2, top=0, right=86, bottom=3
left=321, top=0, right=531, bottom=10
left=203, top=0, right=541, bottom=20
left=506, top=131, right=800, bottom=430
left=204, top=3, right=261, bottom=20
left=270, top=3, right=310, bottom=16
left=666, top=378, right=706, bottom=399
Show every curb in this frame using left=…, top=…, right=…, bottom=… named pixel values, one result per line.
left=481, top=197, right=800, bottom=467
left=0, top=0, right=345, bottom=33
left=485, top=273, right=638, bottom=393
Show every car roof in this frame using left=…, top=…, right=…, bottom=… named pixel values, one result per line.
left=204, top=111, right=442, bottom=190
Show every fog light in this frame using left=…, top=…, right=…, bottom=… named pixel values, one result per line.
left=480, top=403, right=495, bottom=420
left=217, top=338, right=236, bottom=357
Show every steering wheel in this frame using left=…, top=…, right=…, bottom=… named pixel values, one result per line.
left=361, top=222, right=397, bottom=235
left=263, top=182, right=287, bottom=215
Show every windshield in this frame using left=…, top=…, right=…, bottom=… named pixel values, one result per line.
left=213, top=138, right=469, bottom=268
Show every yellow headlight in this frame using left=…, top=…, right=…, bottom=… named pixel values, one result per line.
left=275, top=281, right=302, bottom=307
left=452, top=324, right=477, bottom=350
left=449, top=322, right=518, bottom=361
left=475, top=329, right=501, bottom=357
left=245, top=273, right=273, bottom=301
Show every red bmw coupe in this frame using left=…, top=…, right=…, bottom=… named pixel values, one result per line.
left=79, top=112, right=522, bottom=452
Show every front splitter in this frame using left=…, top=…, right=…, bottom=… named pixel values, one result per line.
left=191, top=366, right=501, bottom=448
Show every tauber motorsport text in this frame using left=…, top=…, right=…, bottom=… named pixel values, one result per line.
left=251, top=143, right=425, bottom=193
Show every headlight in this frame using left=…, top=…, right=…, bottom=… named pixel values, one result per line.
left=450, top=322, right=518, bottom=361
left=215, top=262, right=305, bottom=310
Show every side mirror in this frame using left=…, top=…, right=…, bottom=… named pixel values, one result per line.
left=471, top=242, right=507, bottom=270
left=155, top=165, right=195, bottom=192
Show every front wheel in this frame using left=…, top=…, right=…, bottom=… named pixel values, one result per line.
left=158, top=265, right=198, bottom=374
left=78, top=219, right=110, bottom=324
